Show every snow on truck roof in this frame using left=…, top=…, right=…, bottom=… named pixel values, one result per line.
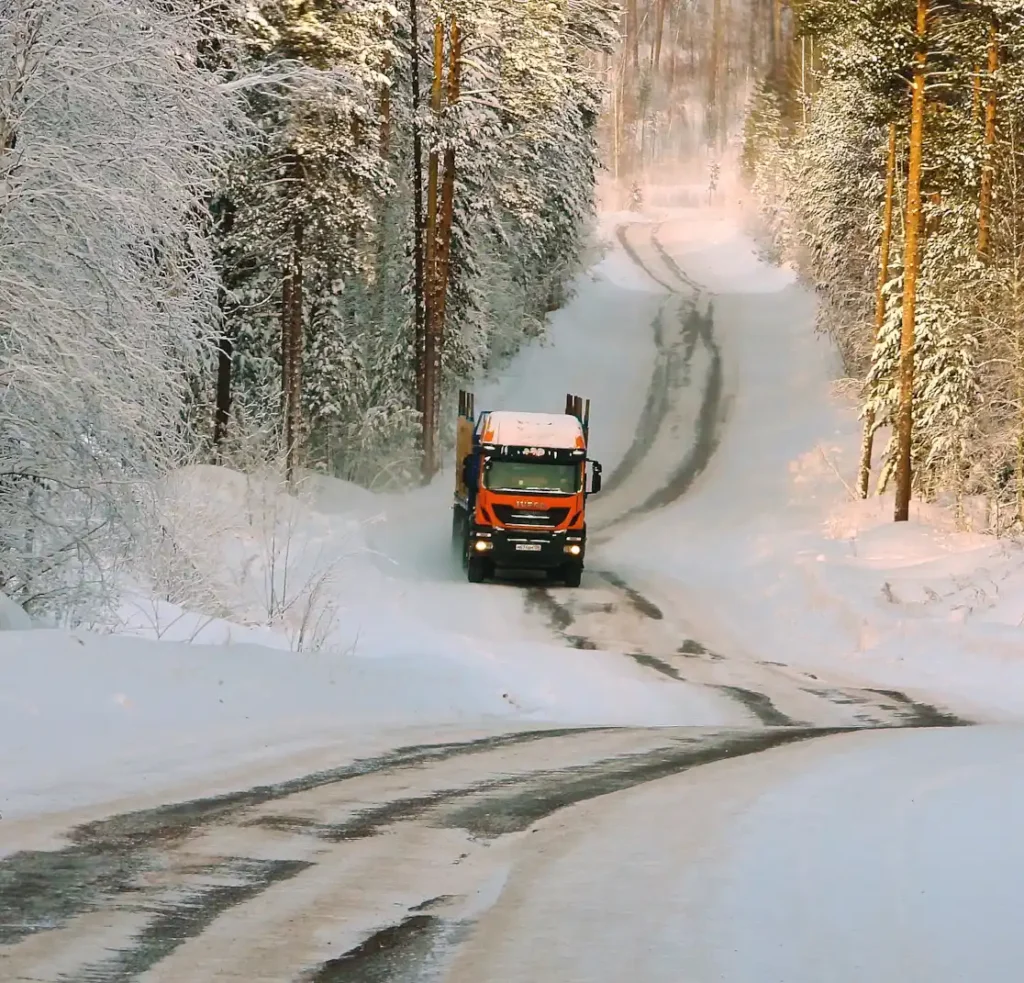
left=479, top=410, right=586, bottom=449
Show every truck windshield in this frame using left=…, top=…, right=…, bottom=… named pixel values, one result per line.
left=485, top=460, right=580, bottom=494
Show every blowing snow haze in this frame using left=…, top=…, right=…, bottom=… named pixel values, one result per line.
left=2, top=0, right=1024, bottom=980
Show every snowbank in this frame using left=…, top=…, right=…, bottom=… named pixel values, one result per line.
left=0, top=624, right=735, bottom=824
left=0, top=592, right=33, bottom=630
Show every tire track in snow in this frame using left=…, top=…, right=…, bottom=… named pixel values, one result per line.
left=611, top=226, right=726, bottom=521
left=0, top=726, right=856, bottom=983
left=523, top=223, right=970, bottom=735
left=299, top=725, right=854, bottom=983
left=527, top=568, right=968, bottom=732
left=0, top=728, right=617, bottom=950
left=591, top=225, right=727, bottom=533
left=598, top=301, right=673, bottom=497
left=615, top=224, right=677, bottom=293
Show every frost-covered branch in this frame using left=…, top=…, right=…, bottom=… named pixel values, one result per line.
left=0, top=0, right=244, bottom=618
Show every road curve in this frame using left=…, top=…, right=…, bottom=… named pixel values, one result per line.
left=0, top=218, right=977, bottom=983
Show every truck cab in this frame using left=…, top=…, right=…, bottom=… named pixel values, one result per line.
left=452, top=392, right=602, bottom=586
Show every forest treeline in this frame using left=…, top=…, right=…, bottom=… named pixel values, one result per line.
left=9, top=0, right=998, bottom=621
left=745, top=0, right=1024, bottom=528
left=0, top=0, right=620, bottom=617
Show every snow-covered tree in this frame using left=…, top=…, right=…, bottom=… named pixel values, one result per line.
left=0, top=0, right=241, bottom=617
left=744, top=0, right=1024, bottom=526
left=213, top=0, right=619, bottom=487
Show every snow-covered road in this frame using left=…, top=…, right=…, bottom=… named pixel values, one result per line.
left=2, top=206, right=1018, bottom=982
left=443, top=725, right=1024, bottom=983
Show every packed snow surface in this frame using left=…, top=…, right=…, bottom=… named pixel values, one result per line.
left=443, top=725, right=1024, bottom=983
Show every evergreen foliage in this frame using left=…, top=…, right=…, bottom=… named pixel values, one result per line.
left=745, top=0, right=1024, bottom=526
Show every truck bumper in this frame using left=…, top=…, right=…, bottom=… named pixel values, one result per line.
left=468, top=525, right=585, bottom=569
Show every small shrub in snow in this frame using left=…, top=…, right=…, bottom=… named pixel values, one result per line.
left=138, top=465, right=363, bottom=651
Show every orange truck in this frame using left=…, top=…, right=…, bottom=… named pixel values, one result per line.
left=452, top=391, right=603, bottom=586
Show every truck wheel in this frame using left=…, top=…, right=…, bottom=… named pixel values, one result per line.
left=562, top=563, right=583, bottom=588
left=467, top=555, right=489, bottom=583
left=451, top=508, right=466, bottom=565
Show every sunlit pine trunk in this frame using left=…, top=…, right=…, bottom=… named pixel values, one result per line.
left=282, top=203, right=304, bottom=485
left=652, top=0, right=665, bottom=73
left=410, top=0, right=426, bottom=417
left=894, top=0, right=929, bottom=523
left=772, top=0, right=783, bottom=78
left=707, top=0, right=722, bottom=148
left=421, top=18, right=445, bottom=481
left=425, top=15, right=462, bottom=482
left=212, top=197, right=236, bottom=456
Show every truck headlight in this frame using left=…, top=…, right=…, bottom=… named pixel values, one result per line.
left=565, top=544, right=582, bottom=556
left=474, top=539, right=493, bottom=552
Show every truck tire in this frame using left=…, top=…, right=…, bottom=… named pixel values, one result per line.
left=467, top=554, right=489, bottom=583
left=451, top=507, right=467, bottom=565
left=562, top=563, right=583, bottom=588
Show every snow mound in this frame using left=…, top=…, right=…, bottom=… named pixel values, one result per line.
left=0, top=624, right=734, bottom=823
left=0, top=592, right=33, bottom=630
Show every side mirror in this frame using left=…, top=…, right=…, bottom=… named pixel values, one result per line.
left=589, top=460, right=603, bottom=495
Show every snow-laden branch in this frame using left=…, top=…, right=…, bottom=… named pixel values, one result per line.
left=0, top=0, right=245, bottom=619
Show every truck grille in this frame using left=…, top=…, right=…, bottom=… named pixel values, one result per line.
left=492, top=505, right=570, bottom=528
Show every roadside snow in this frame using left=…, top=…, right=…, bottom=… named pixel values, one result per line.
left=0, top=625, right=736, bottom=825
left=604, top=204, right=1024, bottom=720
left=0, top=592, right=32, bottom=631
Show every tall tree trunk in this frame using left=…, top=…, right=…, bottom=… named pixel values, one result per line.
left=213, top=321, right=234, bottom=456
left=281, top=257, right=293, bottom=434
left=434, top=19, right=460, bottom=319
left=858, top=122, right=899, bottom=499
left=212, top=196, right=236, bottom=456
left=280, top=191, right=303, bottom=483
left=425, top=15, right=462, bottom=482
left=708, top=0, right=722, bottom=147
left=421, top=18, right=445, bottom=482
left=620, top=8, right=636, bottom=178
left=627, top=0, right=639, bottom=74
left=410, top=0, right=426, bottom=416
left=652, top=0, right=665, bottom=73
left=283, top=216, right=304, bottom=485
left=612, top=66, right=620, bottom=180
left=380, top=49, right=392, bottom=158
left=772, top=0, right=784, bottom=79
left=894, top=0, right=929, bottom=523
left=375, top=30, right=394, bottom=335
left=978, top=22, right=998, bottom=262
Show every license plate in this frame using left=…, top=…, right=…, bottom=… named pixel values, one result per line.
left=515, top=543, right=542, bottom=552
